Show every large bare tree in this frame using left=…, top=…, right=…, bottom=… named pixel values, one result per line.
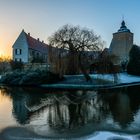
left=48, top=24, right=103, bottom=81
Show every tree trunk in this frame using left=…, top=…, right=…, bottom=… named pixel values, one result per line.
left=78, top=53, right=92, bottom=82
left=67, top=45, right=77, bottom=75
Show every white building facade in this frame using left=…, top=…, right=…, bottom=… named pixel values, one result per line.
left=12, top=30, right=48, bottom=63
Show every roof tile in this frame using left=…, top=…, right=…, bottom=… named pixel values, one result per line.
left=25, top=32, right=48, bottom=54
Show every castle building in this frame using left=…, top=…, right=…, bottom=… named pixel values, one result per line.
left=109, top=20, right=133, bottom=64
left=12, top=30, right=49, bottom=63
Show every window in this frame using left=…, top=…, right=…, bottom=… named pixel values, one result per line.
left=15, top=58, right=22, bottom=62
left=15, top=49, right=22, bottom=55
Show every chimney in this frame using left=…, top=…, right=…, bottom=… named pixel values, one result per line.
left=37, top=38, right=40, bottom=41
left=42, top=40, right=44, bottom=43
left=28, top=33, right=30, bottom=36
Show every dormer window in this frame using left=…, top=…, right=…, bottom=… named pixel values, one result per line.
left=15, top=49, right=22, bottom=55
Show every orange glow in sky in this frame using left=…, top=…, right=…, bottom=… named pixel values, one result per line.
left=0, top=38, right=12, bottom=57
left=0, top=32, right=12, bottom=57
left=0, top=28, right=18, bottom=57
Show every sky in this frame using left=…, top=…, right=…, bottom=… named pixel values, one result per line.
left=1, top=0, right=140, bottom=57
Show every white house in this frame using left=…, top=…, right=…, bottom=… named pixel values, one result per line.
left=12, top=30, right=49, bottom=63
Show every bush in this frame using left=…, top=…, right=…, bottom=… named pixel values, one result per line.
left=0, top=70, right=63, bottom=86
left=10, top=60, right=23, bottom=71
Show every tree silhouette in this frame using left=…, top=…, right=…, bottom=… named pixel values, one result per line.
left=127, top=45, right=140, bottom=75
left=48, top=24, right=103, bottom=81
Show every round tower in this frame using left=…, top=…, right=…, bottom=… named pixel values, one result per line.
left=109, top=20, right=133, bottom=64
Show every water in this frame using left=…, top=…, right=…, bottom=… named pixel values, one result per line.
left=0, top=86, right=140, bottom=139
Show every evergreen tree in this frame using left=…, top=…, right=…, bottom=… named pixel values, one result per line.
left=127, top=45, right=140, bottom=75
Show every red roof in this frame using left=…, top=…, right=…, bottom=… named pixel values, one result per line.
left=25, top=32, right=48, bottom=54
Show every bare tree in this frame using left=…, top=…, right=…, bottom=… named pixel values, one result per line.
left=48, top=24, right=103, bottom=81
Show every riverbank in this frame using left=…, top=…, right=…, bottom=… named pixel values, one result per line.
left=1, top=72, right=140, bottom=90
left=41, top=73, right=140, bottom=90
left=0, top=126, right=138, bottom=140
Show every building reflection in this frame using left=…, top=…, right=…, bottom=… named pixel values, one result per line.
left=104, top=91, right=133, bottom=128
left=99, top=86, right=140, bottom=128
left=1, top=86, right=140, bottom=130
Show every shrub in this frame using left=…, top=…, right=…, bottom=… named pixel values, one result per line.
left=10, top=60, right=24, bottom=71
left=0, top=69, right=62, bottom=86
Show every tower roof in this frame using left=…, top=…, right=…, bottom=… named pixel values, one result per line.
left=118, top=20, right=130, bottom=33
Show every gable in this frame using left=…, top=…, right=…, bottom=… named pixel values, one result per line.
left=12, top=30, right=28, bottom=49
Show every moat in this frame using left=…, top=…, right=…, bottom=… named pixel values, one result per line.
left=0, top=86, right=140, bottom=139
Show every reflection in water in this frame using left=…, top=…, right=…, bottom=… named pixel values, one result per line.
left=1, top=88, right=109, bottom=128
left=101, top=87, right=140, bottom=130
left=1, top=86, right=140, bottom=136
left=108, top=92, right=133, bottom=128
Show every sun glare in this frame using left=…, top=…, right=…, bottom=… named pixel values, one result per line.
left=0, top=51, right=3, bottom=56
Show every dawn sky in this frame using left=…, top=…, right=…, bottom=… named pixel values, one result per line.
left=1, top=0, right=140, bottom=57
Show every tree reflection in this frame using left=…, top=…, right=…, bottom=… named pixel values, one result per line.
left=0, top=88, right=108, bottom=127
left=1, top=86, right=140, bottom=130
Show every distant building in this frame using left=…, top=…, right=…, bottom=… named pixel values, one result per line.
left=12, top=30, right=48, bottom=63
left=109, top=20, right=133, bottom=64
